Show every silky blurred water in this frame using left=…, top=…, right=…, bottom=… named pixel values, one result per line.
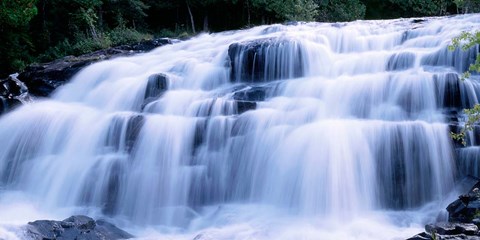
left=1, top=14, right=480, bottom=240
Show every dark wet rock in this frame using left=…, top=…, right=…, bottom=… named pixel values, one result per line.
left=409, top=181, right=480, bottom=240
left=26, top=215, right=133, bottom=240
left=95, top=220, right=133, bottom=240
left=408, top=223, right=480, bottom=240
left=18, top=39, right=174, bottom=97
left=228, top=38, right=305, bottom=82
left=447, top=183, right=480, bottom=223
left=0, top=74, right=30, bottom=115
left=232, top=86, right=266, bottom=101
left=192, top=118, right=207, bottom=151
left=104, top=114, right=145, bottom=153
left=125, top=115, right=145, bottom=152
left=331, top=22, right=347, bottom=28
left=444, top=110, right=460, bottom=123
left=18, top=57, right=92, bottom=97
left=142, top=73, right=169, bottom=108
left=0, top=97, right=21, bottom=114
left=283, top=21, right=300, bottom=26
left=433, top=73, right=473, bottom=110
left=386, top=52, right=415, bottom=71
left=412, top=19, right=426, bottom=24
left=422, top=46, right=478, bottom=74
left=407, top=232, right=432, bottom=240
left=425, top=222, right=478, bottom=235
left=236, top=101, right=256, bottom=114
left=102, top=161, right=124, bottom=215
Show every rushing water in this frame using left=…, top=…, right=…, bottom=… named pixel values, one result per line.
left=1, top=14, right=480, bottom=240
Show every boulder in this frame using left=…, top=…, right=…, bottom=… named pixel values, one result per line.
left=409, top=181, right=480, bottom=240
left=425, top=222, right=478, bottom=235
left=26, top=215, right=133, bottom=240
left=407, top=232, right=431, bottom=240
left=0, top=74, right=29, bottom=114
left=447, top=185, right=480, bottom=223
left=142, top=73, right=169, bottom=109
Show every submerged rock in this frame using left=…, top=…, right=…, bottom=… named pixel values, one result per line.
left=228, top=38, right=305, bottom=82
left=235, top=101, right=257, bottom=114
left=232, top=86, right=267, bottom=102
left=386, top=52, right=416, bottom=71
left=142, top=73, right=169, bottom=109
left=26, top=215, right=133, bottom=240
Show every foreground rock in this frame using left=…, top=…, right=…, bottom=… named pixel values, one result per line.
left=0, top=74, right=31, bottom=114
left=18, top=38, right=175, bottom=97
left=408, top=181, right=480, bottom=240
left=25, top=215, right=133, bottom=240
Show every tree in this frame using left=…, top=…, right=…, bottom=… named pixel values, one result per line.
left=102, top=0, right=149, bottom=29
left=0, top=0, right=38, bottom=77
left=449, top=31, right=480, bottom=145
left=281, top=0, right=319, bottom=21
left=317, top=0, right=366, bottom=22
left=454, top=0, right=480, bottom=13
left=387, top=0, right=452, bottom=16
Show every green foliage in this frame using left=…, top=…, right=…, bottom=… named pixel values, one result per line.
left=449, top=30, right=480, bottom=145
left=449, top=31, right=480, bottom=79
left=37, top=27, right=152, bottom=63
left=0, top=0, right=38, bottom=77
left=108, top=27, right=152, bottom=45
left=454, top=0, right=480, bottom=13
left=103, top=0, right=149, bottom=27
left=261, top=0, right=319, bottom=21
left=1, top=0, right=479, bottom=77
left=286, top=0, right=319, bottom=21
left=452, top=105, right=480, bottom=145
left=388, top=0, right=443, bottom=16
left=0, top=0, right=38, bottom=28
left=317, top=0, right=366, bottom=22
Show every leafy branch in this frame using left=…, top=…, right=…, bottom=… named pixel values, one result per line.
left=449, top=30, right=480, bottom=145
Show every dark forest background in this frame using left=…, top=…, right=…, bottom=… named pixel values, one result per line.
left=1, top=0, right=480, bottom=77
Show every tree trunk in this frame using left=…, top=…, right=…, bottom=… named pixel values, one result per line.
left=186, top=1, right=196, bottom=34
left=98, top=6, right=103, bottom=31
left=203, top=14, right=209, bottom=32
left=246, top=0, right=251, bottom=26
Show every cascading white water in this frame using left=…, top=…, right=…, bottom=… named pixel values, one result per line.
left=1, top=14, right=480, bottom=240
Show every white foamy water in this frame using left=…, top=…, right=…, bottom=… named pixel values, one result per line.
left=1, top=14, right=480, bottom=240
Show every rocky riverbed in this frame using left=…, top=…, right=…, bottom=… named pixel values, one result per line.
left=409, top=181, right=480, bottom=240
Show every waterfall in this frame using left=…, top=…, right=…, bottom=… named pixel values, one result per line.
left=1, top=14, right=480, bottom=240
